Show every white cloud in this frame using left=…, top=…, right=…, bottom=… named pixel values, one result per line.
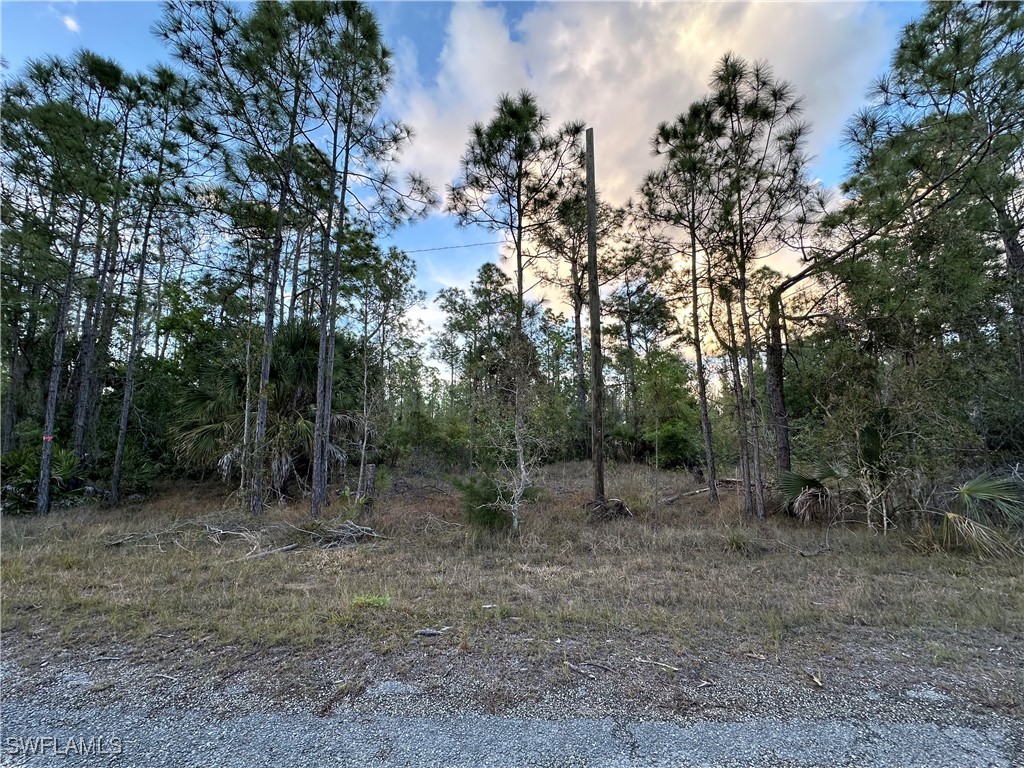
left=62, top=14, right=80, bottom=34
left=384, top=1, right=901, bottom=334
left=390, top=1, right=895, bottom=208
left=388, top=3, right=532, bottom=204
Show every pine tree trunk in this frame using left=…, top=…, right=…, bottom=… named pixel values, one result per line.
left=112, top=192, right=161, bottom=502
left=623, top=303, right=639, bottom=441
left=71, top=212, right=106, bottom=460
left=152, top=237, right=167, bottom=359
left=723, top=297, right=754, bottom=517
left=311, top=76, right=354, bottom=518
left=738, top=275, right=767, bottom=520
left=249, top=76, right=304, bottom=514
left=689, top=220, right=718, bottom=500
left=996, top=207, right=1024, bottom=380
left=765, top=291, right=792, bottom=475
left=37, top=202, right=87, bottom=515
left=250, top=228, right=284, bottom=515
left=73, top=115, right=132, bottom=462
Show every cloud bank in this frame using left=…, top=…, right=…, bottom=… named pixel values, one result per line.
left=389, top=1, right=895, bottom=208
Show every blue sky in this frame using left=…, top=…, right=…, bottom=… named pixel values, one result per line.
left=1, top=1, right=924, bottom=329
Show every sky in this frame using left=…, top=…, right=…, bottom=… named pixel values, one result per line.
left=1, top=0, right=925, bottom=334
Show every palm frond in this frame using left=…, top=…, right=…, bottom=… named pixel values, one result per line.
left=939, top=512, right=1022, bottom=559
left=778, top=471, right=825, bottom=503
left=953, top=473, right=1024, bottom=526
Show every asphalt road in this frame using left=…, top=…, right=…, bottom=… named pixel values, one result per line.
left=2, top=696, right=1020, bottom=768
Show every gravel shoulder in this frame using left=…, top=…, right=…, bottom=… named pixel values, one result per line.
left=2, top=626, right=1021, bottom=767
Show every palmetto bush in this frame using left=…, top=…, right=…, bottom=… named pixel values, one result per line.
left=780, top=463, right=1024, bottom=558
left=1, top=445, right=83, bottom=513
left=173, top=322, right=360, bottom=498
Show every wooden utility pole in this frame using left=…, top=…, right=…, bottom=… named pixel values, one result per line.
left=586, top=128, right=605, bottom=502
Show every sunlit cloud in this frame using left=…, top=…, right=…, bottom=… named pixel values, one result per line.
left=61, top=14, right=80, bottom=33
left=384, top=0, right=900, bottom=328
left=390, top=2, right=894, bottom=208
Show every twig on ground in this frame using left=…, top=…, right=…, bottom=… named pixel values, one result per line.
left=414, top=626, right=453, bottom=637
left=635, top=657, right=680, bottom=672
left=287, top=519, right=386, bottom=549
left=565, top=661, right=596, bottom=680
left=229, top=543, right=300, bottom=563
left=580, top=660, right=614, bottom=673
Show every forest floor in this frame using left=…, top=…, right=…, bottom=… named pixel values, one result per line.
left=1, top=462, right=1022, bottom=764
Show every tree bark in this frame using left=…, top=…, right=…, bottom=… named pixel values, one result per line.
left=111, top=178, right=162, bottom=502
left=996, top=206, right=1024, bottom=380
left=689, top=221, right=718, bottom=500
left=722, top=294, right=754, bottom=517
left=765, top=290, right=792, bottom=475
left=312, top=64, right=355, bottom=518
left=37, top=201, right=87, bottom=515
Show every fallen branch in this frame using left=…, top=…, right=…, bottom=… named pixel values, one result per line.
left=635, top=657, right=680, bottom=673
left=580, top=660, right=614, bottom=674
left=681, top=488, right=710, bottom=498
left=229, top=543, right=299, bottom=563
left=288, top=519, right=386, bottom=549
left=414, top=626, right=454, bottom=637
left=564, top=661, right=596, bottom=680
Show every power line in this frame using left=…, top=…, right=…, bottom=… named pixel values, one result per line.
left=399, top=240, right=505, bottom=254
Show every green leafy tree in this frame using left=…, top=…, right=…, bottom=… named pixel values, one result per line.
left=848, top=0, right=1024, bottom=377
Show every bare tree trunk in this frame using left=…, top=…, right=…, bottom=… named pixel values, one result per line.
left=363, top=463, right=377, bottom=511
left=623, top=304, right=639, bottom=440
left=511, top=382, right=528, bottom=530
left=112, top=193, right=161, bottom=502
left=239, top=307, right=254, bottom=498
left=152, top=237, right=167, bottom=359
left=37, top=201, right=87, bottom=515
left=312, top=61, right=356, bottom=518
left=723, top=296, right=753, bottom=517
left=288, top=226, right=304, bottom=323
left=738, top=273, right=767, bottom=520
left=249, top=75, right=304, bottom=514
left=250, top=228, right=284, bottom=515
left=71, top=212, right=106, bottom=460
left=765, top=290, right=792, bottom=475
left=996, top=207, right=1024, bottom=380
left=2, top=340, right=25, bottom=453
left=356, top=330, right=372, bottom=499
left=74, top=111, right=133, bottom=462
left=689, top=222, right=718, bottom=500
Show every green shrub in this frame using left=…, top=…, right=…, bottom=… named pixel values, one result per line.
left=452, top=474, right=542, bottom=530
left=453, top=475, right=514, bottom=530
left=1, top=446, right=83, bottom=514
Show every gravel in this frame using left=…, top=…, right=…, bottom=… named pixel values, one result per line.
left=2, top=641, right=1022, bottom=768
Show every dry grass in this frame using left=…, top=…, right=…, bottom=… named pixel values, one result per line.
left=2, top=466, right=1022, bottom=667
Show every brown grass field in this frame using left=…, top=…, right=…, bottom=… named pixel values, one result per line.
left=2, top=462, right=1022, bottom=712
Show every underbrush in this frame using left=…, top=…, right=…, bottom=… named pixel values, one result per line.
left=2, top=463, right=1022, bottom=660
